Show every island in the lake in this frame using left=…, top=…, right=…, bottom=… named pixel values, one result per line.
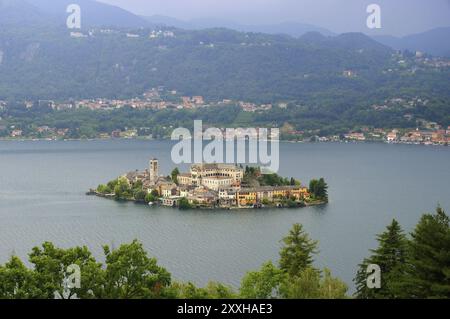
left=90, top=159, right=328, bottom=209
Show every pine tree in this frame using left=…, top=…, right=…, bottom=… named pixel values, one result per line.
left=279, top=224, right=319, bottom=277
left=401, top=206, right=450, bottom=298
left=354, top=219, right=408, bottom=299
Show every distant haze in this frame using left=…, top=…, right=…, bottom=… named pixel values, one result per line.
left=97, top=0, right=450, bottom=36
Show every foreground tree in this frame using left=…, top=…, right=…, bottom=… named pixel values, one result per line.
left=240, top=262, right=284, bottom=299
left=280, top=268, right=347, bottom=299
left=279, top=224, right=318, bottom=277
left=171, top=282, right=236, bottom=299
left=240, top=224, right=347, bottom=299
left=1, top=226, right=349, bottom=300
left=28, top=242, right=104, bottom=299
left=354, top=219, right=408, bottom=299
left=0, top=257, right=37, bottom=299
left=103, top=240, right=172, bottom=299
left=401, top=207, right=450, bottom=298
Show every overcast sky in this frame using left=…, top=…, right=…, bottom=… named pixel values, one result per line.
left=97, top=0, right=450, bottom=36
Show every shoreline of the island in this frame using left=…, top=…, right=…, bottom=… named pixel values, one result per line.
left=86, top=189, right=328, bottom=211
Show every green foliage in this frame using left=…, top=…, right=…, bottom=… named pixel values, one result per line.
left=240, top=224, right=347, bottom=299
left=309, top=178, right=328, bottom=202
left=354, top=219, right=408, bottom=299
left=0, top=256, right=36, bottom=299
left=97, top=184, right=112, bottom=194
left=178, top=198, right=193, bottom=210
left=401, top=206, right=450, bottom=298
left=280, top=268, right=347, bottom=299
left=243, top=166, right=297, bottom=187
left=26, top=242, right=103, bottom=299
left=279, top=224, right=319, bottom=277
left=134, top=190, right=147, bottom=202
left=240, top=262, right=284, bottom=299
left=259, top=174, right=291, bottom=187
left=171, top=282, right=237, bottom=299
left=102, top=240, right=171, bottom=298
left=171, top=168, right=180, bottom=184
left=145, top=193, right=157, bottom=203
left=0, top=224, right=349, bottom=299
left=354, top=207, right=450, bottom=299
left=0, top=26, right=449, bottom=136
left=114, top=177, right=133, bottom=200
left=2, top=207, right=448, bottom=299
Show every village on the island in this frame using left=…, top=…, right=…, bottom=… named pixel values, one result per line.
left=91, top=158, right=328, bottom=209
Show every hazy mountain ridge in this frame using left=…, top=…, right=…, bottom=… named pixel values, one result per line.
left=0, top=0, right=56, bottom=26
left=374, top=27, right=450, bottom=57
left=141, top=15, right=335, bottom=37
left=0, top=23, right=398, bottom=102
left=24, top=0, right=150, bottom=27
left=2, top=0, right=449, bottom=58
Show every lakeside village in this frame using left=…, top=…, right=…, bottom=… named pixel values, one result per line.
left=90, top=159, right=328, bottom=210
left=2, top=88, right=450, bottom=146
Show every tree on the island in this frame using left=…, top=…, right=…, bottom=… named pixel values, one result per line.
left=145, top=193, right=157, bottom=203
left=279, top=224, right=319, bottom=277
left=400, top=206, right=450, bottom=298
left=240, top=261, right=284, bottom=299
left=151, top=189, right=160, bottom=198
left=107, top=179, right=118, bottom=191
left=354, top=219, right=409, bottom=299
left=309, top=178, right=328, bottom=202
left=171, top=168, right=180, bottom=184
left=114, top=177, right=132, bottom=200
left=133, top=180, right=143, bottom=190
left=259, top=173, right=291, bottom=187
left=178, top=198, right=192, bottom=210
left=103, top=240, right=172, bottom=299
left=133, top=189, right=147, bottom=201
left=97, top=184, right=112, bottom=194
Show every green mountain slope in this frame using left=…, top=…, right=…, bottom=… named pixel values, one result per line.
left=0, top=22, right=449, bottom=129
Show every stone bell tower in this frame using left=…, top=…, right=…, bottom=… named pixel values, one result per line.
left=149, top=158, right=159, bottom=185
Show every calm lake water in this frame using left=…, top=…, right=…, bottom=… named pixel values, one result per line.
left=0, top=140, right=449, bottom=292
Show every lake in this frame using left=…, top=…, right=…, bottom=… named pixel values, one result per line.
left=0, top=140, right=449, bottom=292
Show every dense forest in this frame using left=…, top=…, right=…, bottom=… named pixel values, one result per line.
left=0, top=25, right=449, bottom=104
left=0, top=21, right=449, bottom=136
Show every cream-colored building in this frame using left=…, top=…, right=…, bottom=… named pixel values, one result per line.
left=177, top=163, right=244, bottom=191
left=201, top=176, right=235, bottom=191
